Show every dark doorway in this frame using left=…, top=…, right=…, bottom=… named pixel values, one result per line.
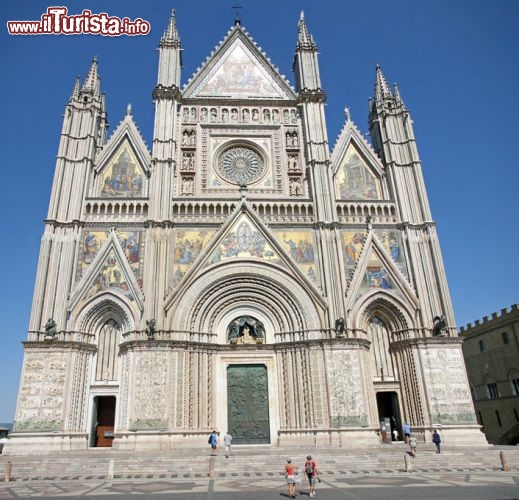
left=93, top=396, right=116, bottom=447
left=376, top=391, right=401, bottom=440
left=227, top=364, right=270, bottom=444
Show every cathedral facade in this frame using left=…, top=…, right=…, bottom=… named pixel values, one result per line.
left=10, top=12, right=484, bottom=453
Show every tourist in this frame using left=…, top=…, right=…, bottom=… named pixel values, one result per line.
left=432, top=429, right=442, bottom=453
left=223, top=431, right=232, bottom=458
left=402, top=422, right=411, bottom=444
left=208, top=430, right=218, bottom=456
left=409, top=434, right=417, bottom=457
left=304, top=454, right=319, bottom=497
left=284, top=458, right=298, bottom=498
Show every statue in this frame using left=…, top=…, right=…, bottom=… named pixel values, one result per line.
left=432, top=314, right=447, bottom=336
left=146, top=319, right=156, bottom=340
left=335, top=317, right=345, bottom=336
left=44, top=318, right=57, bottom=341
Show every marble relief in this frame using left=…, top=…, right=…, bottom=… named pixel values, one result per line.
left=421, top=347, right=477, bottom=424
left=15, top=352, right=67, bottom=431
left=328, top=350, right=367, bottom=426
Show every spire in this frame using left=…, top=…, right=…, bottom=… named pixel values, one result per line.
left=71, top=75, right=80, bottom=100
left=160, top=9, right=180, bottom=47
left=297, top=11, right=316, bottom=49
left=375, top=64, right=392, bottom=101
left=82, top=56, right=99, bottom=94
left=393, top=82, right=406, bottom=108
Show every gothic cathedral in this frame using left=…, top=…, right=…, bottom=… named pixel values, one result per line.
left=10, top=12, right=484, bottom=453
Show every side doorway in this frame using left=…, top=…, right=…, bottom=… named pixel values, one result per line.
left=92, top=396, right=116, bottom=447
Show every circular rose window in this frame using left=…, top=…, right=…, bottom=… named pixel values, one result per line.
left=217, top=145, right=265, bottom=185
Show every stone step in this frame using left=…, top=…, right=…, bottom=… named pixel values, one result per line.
left=2, top=446, right=518, bottom=481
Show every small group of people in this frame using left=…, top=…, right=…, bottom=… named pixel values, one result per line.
left=284, top=454, right=320, bottom=498
left=402, top=421, right=442, bottom=457
left=208, top=430, right=233, bottom=458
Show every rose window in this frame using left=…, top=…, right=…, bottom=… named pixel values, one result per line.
left=217, top=146, right=265, bottom=185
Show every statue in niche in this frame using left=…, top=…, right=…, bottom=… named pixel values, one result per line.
left=335, top=317, right=345, bottom=337
left=200, top=108, right=208, bottom=122
left=263, top=109, right=271, bottom=123
left=287, top=155, right=298, bottom=171
left=227, top=316, right=265, bottom=344
left=252, top=109, right=259, bottom=121
left=181, top=176, right=194, bottom=196
left=242, top=108, right=250, bottom=122
left=44, top=318, right=57, bottom=341
left=222, top=108, right=229, bottom=122
left=432, top=315, right=448, bottom=336
left=190, top=108, right=196, bottom=122
left=272, top=109, right=279, bottom=123
left=210, top=108, right=218, bottom=122
left=231, top=108, right=238, bottom=121
left=190, top=130, right=196, bottom=146
left=289, top=178, right=302, bottom=196
left=182, top=130, right=190, bottom=146
left=146, top=319, right=156, bottom=340
left=182, top=108, right=189, bottom=122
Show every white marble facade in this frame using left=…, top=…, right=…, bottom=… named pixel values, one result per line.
left=7, top=12, right=485, bottom=455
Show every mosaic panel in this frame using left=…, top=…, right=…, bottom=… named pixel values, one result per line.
left=336, top=144, right=380, bottom=200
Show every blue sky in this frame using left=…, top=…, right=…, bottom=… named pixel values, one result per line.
left=0, top=0, right=517, bottom=422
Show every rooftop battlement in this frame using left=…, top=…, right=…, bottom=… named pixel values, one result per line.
left=459, top=304, right=518, bottom=333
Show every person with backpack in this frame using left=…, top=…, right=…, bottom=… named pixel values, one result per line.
left=208, top=430, right=218, bottom=456
left=304, top=454, right=319, bottom=497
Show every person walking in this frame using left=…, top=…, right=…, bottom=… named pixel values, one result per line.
left=284, top=458, right=298, bottom=498
left=432, top=429, right=442, bottom=454
left=304, top=454, right=319, bottom=497
left=402, top=422, right=411, bottom=444
left=208, top=430, right=218, bottom=456
left=223, top=431, right=233, bottom=458
left=409, top=434, right=417, bottom=457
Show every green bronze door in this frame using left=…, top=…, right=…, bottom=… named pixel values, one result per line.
left=227, top=364, right=270, bottom=444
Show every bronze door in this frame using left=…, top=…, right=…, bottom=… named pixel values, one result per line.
left=227, top=364, right=270, bottom=444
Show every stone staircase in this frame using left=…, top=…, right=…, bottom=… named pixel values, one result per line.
left=1, top=444, right=519, bottom=482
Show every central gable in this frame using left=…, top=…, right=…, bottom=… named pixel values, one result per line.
left=183, top=28, right=295, bottom=100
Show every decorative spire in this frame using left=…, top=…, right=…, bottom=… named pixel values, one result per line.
left=82, top=56, right=99, bottom=94
left=344, top=107, right=351, bottom=123
left=393, top=82, right=405, bottom=107
left=297, top=11, right=316, bottom=49
left=160, top=9, right=180, bottom=46
left=71, top=75, right=80, bottom=100
left=126, top=102, right=132, bottom=116
left=374, top=64, right=392, bottom=101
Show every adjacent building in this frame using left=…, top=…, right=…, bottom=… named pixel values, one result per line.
left=460, top=305, right=519, bottom=444
left=8, top=11, right=484, bottom=454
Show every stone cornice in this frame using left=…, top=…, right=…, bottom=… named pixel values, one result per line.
left=298, top=90, right=327, bottom=104
left=390, top=336, right=462, bottom=351
left=120, top=337, right=370, bottom=352
left=23, top=341, right=96, bottom=352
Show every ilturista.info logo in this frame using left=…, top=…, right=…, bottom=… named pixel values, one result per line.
left=7, top=7, right=151, bottom=36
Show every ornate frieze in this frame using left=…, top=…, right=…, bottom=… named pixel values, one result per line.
left=327, top=349, right=368, bottom=426
left=420, top=345, right=476, bottom=424
left=129, top=351, right=169, bottom=429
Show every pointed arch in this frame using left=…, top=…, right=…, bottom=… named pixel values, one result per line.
left=72, top=291, right=138, bottom=334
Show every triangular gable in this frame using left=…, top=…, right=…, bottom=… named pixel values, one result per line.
left=331, top=121, right=385, bottom=201
left=165, top=200, right=325, bottom=309
left=69, top=230, right=144, bottom=311
left=346, top=232, right=417, bottom=309
left=94, top=113, right=150, bottom=197
left=183, top=27, right=296, bottom=100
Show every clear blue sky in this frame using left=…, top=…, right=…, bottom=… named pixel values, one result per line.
left=0, top=0, right=517, bottom=422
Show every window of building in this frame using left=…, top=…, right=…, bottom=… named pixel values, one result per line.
left=496, top=410, right=502, bottom=427
left=502, top=332, right=510, bottom=345
left=487, top=383, right=500, bottom=399
left=479, top=339, right=486, bottom=352
left=511, top=379, right=519, bottom=396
